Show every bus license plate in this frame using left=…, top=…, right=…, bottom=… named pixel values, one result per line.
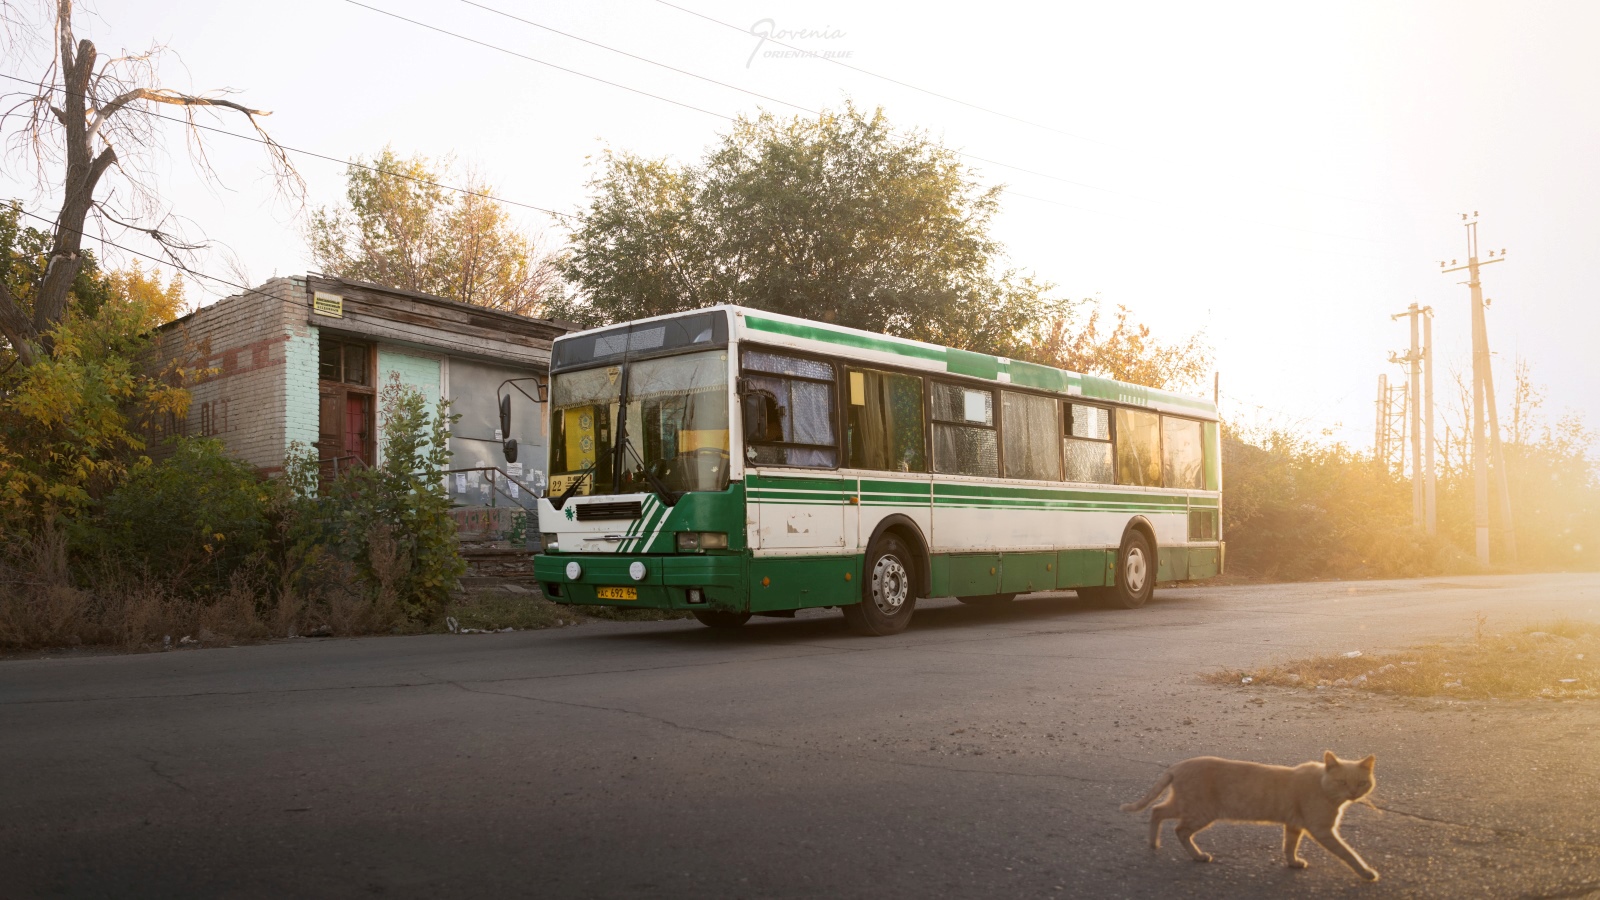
left=596, top=586, right=637, bottom=600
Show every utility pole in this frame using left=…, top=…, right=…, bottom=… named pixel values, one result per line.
left=1422, top=307, right=1437, bottom=535
left=1441, top=213, right=1516, bottom=565
left=1390, top=302, right=1436, bottom=533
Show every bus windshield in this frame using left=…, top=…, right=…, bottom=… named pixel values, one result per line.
left=548, top=349, right=730, bottom=497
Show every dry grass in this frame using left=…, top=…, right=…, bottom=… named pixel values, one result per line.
left=0, top=526, right=408, bottom=653
left=1206, top=618, right=1598, bottom=700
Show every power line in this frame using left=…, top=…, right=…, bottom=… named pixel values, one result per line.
left=459, top=0, right=814, bottom=117
left=381, top=0, right=1386, bottom=245
left=654, top=0, right=1399, bottom=213
left=454, top=0, right=1146, bottom=207
left=341, top=0, right=729, bottom=121
left=15, top=206, right=282, bottom=304
left=652, top=0, right=1121, bottom=153
left=0, top=71, right=575, bottom=221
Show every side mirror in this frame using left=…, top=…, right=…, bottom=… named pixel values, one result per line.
left=499, top=394, right=512, bottom=438
left=503, top=438, right=518, bottom=464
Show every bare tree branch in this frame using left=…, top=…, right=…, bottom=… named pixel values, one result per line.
left=0, top=0, right=304, bottom=363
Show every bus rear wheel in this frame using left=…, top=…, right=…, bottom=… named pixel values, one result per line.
left=692, top=610, right=751, bottom=629
left=1107, top=531, right=1155, bottom=609
left=843, top=535, right=918, bottom=636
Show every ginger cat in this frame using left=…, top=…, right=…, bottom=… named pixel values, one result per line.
left=1121, top=751, right=1380, bottom=882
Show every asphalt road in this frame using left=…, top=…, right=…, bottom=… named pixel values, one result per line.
left=4, top=573, right=1599, bottom=899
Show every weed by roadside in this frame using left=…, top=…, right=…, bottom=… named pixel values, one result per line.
left=1207, top=619, right=1597, bottom=700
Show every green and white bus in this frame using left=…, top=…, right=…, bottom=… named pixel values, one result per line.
left=532, top=305, right=1222, bottom=635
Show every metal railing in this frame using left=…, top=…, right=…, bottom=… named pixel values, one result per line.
left=318, top=454, right=367, bottom=479
left=445, top=466, right=543, bottom=511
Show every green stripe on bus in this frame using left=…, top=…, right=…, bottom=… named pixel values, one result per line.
left=744, top=315, right=945, bottom=362
left=946, top=347, right=1002, bottom=380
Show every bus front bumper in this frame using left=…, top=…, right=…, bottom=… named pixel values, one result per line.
left=534, top=553, right=746, bottom=611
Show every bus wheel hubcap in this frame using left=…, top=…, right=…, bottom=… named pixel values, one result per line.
left=872, top=555, right=909, bottom=615
left=1125, top=546, right=1147, bottom=594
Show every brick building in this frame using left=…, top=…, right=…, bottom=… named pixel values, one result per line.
left=155, top=274, right=572, bottom=495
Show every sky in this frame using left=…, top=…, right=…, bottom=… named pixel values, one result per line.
left=3, top=0, right=1597, bottom=450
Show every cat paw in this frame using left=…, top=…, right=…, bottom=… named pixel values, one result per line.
left=1191, top=853, right=1214, bottom=864
left=1359, top=869, right=1380, bottom=882
left=1286, top=858, right=1308, bottom=869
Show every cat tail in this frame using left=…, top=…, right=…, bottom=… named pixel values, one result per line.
left=1120, top=770, right=1173, bottom=813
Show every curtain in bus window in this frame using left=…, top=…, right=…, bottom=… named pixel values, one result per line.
left=1002, top=391, right=1061, bottom=481
left=846, top=369, right=926, bottom=472
left=931, top=382, right=997, bottom=477
left=1115, top=408, right=1161, bottom=486
left=1162, top=416, right=1205, bottom=490
left=743, top=350, right=835, bottom=467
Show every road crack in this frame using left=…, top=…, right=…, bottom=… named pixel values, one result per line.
left=133, top=753, right=191, bottom=793
left=1374, top=803, right=1600, bottom=852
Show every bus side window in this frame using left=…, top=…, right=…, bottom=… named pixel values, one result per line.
left=741, top=350, right=838, bottom=468
left=845, top=368, right=927, bottom=472
left=931, top=382, right=998, bottom=477
left=1063, top=403, right=1113, bottom=484
left=1162, top=416, right=1205, bottom=489
left=1002, top=391, right=1061, bottom=481
left=1114, top=408, right=1161, bottom=487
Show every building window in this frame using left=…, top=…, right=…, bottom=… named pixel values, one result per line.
left=1064, top=402, right=1114, bottom=484
left=319, top=338, right=370, bottom=386
left=1114, top=408, right=1161, bottom=487
left=1002, top=391, right=1061, bottom=482
left=931, top=381, right=997, bottom=477
left=845, top=368, right=926, bottom=473
left=742, top=350, right=838, bottom=468
left=318, top=336, right=375, bottom=467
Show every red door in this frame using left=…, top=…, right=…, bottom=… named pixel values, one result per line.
left=345, top=394, right=371, bottom=464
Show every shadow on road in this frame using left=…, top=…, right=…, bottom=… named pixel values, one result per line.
left=574, top=590, right=1193, bottom=647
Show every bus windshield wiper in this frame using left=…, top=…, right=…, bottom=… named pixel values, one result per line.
left=621, top=436, right=681, bottom=507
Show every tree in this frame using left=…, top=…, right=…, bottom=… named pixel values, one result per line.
left=306, top=147, right=561, bottom=317
left=1016, top=302, right=1211, bottom=392
left=0, top=0, right=299, bottom=366
left=559, top=103, right=1067, bottom=355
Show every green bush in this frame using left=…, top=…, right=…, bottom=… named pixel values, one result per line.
left=75, top=437, right=271, bottom=597
left=281, top=374, right=465, bottom=623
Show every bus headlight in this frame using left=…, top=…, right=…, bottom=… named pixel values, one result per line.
left=565, top=561, right=582, bottom=580
left=540, top=533, right=557, bottom=550
left=676, top=532, right=728, bottom=551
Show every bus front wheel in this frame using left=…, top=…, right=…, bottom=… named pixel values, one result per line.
left=843, top=535, right=918, bottom=636
left=1108, top=531, right=1155, bottom=609
left=692, top=610, right=751, bottom=629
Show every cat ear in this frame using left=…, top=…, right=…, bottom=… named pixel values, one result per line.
left=1360, top=755, right=1376, bottom=770
left=1323, top=750, right=1338, bottom=767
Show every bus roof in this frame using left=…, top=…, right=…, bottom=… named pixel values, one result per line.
left=555, top=305, right=1219, bottom=421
